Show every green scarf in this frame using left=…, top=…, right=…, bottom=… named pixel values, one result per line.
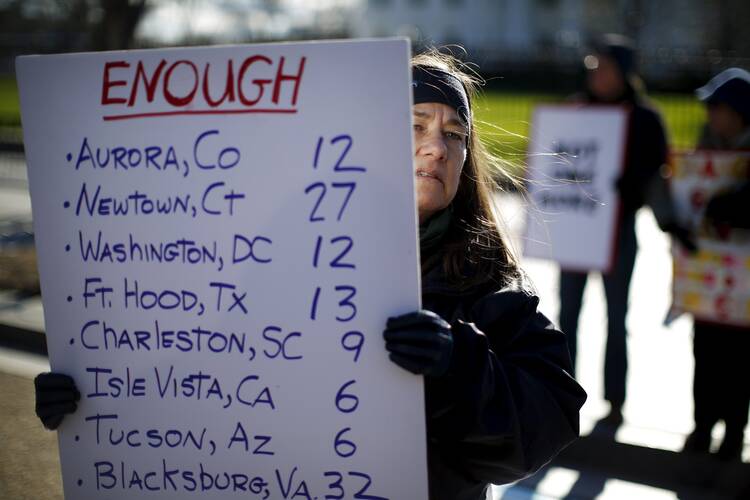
left=419, top=206, right=453, bottom=254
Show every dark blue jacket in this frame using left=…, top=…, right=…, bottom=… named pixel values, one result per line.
left=421, top=261, right=587, bottom=500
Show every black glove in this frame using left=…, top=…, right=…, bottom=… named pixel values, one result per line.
left=705, top=183, right=750, bottom=229
left=615, top=175, right=643, bottom=209
left=34, top=372, right=80, bottom=430
left=664, top=223, right=698, bottom=253
left=383, top=310, right=453, bottom=377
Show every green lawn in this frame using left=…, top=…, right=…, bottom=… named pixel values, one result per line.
left=652, top=92, right=707, bottom=151
left=0, top=75, right=705, bottom=158
left=0, top=76, right=20, bottom=127
left=475, top=91, right=706, bottom=170
left=475, top=90, right=706, bottom=171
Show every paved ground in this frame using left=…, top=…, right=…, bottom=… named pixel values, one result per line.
left=0, top=155, right=64, bottom=499
left=493, top=195, right=749, bottom=499
left=0, top=369, right=62, bottom=500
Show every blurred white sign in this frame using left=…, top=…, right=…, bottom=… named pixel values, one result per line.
left=17, top=39, right=428, bottom=499
left=524, top=105, right=628, bottom=272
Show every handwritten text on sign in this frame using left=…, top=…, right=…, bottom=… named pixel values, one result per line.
left=17, top=39, right=428, bottom=499
left=523, top=105, right=628, bottom=272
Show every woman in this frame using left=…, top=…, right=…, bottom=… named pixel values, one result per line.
left=36, top=50, right=586, bottom=499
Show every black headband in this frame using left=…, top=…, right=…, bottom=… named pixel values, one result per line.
left=412, top=66, right=471, bottom=132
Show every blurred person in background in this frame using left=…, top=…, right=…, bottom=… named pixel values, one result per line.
left=683, top=67, right=750, bottom=461
left=696, top=68, right=750, bottom=149
left=558, top=34, right=692, bottom=425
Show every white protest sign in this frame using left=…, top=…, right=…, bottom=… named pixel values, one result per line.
left=669, top=151, right=750, bottom=327
left=17, top=39, right=428, bottom=499
left=523, top=105, right=627, bottom=272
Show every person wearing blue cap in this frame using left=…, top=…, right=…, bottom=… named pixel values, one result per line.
left=683, top=67, right=750, bottom=461
left=696, top=67, right=750, bottom=149
left=34, top=49, right=586, bottom=500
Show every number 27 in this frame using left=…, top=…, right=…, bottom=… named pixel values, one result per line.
left=305, top=182, right=356, bottom=222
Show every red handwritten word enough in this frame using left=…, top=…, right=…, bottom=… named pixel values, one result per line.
left=101, top=55, right=306, bottom=121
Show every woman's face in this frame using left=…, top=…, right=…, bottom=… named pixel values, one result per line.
left=412, top=102, right=468, bottom=223
left=587, top=54, right=626, bottom=102
left=707, top=102, right=745, bottom=142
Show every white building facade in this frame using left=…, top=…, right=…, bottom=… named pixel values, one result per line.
left=350, top=0, right=750, bottom=83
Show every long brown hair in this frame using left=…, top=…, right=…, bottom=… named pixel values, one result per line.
left=412, top=49, right=521, bottom=289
